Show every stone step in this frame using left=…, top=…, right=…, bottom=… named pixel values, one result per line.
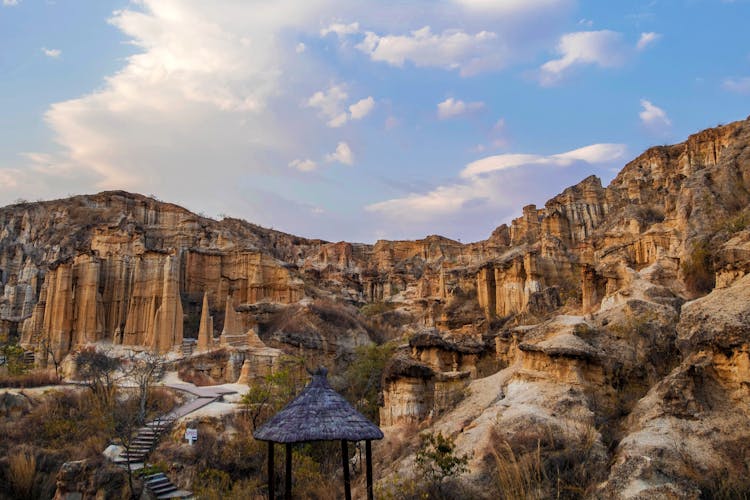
left=122, top=448, right=148, bottom=454
left=147, top=477, right=171, bottom=488
left=144, top=473, right=167, bottom=481
left=156, top=492, right=193, bottom=500
left=151, top=484, right=178, bottom=495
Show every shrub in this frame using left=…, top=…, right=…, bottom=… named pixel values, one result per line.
left=8, top=446, right=36, bottom=499
left=360, top=302, right=396, bottom=317
left=0, top=369, right=60, bottom=388
left=415, top=432, right=469, bottom=485
left=488, top=422, right=607, bottom=499
left=0, top=344, right=29, bottom=376
left=335, top=341, right=397, bottom=422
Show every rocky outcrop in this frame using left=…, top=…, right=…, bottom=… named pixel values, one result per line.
left=53, top=458, right=129, bottom=500
left=599, top=272, right=750, bottom=497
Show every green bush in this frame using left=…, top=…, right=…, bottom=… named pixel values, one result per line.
left=415, top=432, right=469, bottom=485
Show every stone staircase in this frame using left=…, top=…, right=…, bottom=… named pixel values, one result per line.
left=114, top=417, right=174, bottom=467
left=181, top=339, right=196, bottom=357
left=143, top=472, right=193, bottom=499
left=22, top=350, right=34, bottom=368
left=106, top=381, right=235, bottom=499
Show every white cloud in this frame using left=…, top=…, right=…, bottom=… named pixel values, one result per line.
left=437, top=97, right=484, bottom=119
left=636, top=32, right=661, bottom=51
left=2, top=0, right=341, bottom=203
left=307, top=87, right=374, bottom=126
left=2, top=0, right=19, bottom=6
left=368, top=143, right=625, bottom=221
left=639, top=99, right=671, bottom=133
left=307, top=85, right=349, bottom=127
left=41, top=47, right=61, bottom=58
left=349, top=96, right=375, bottom=120
left=321, top=22, right=360, bottom=37
left=325, top=141, right=354, bottom=165
left=289, top=158, right=318, bottom=172
left=356, top=26, right=506, bottom=76
left=722, top=77, right=750, bottom=94
left=296, top=42, right=306, bottom=53
left=539, top=30, right=628, bottom=85
left=460, top=143, right=625, bottom=178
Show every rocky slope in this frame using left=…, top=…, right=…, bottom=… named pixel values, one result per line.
left=2, top=117, right=750, bottom=496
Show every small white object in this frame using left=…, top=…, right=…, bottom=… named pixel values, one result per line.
left=185, top=428, right=198, bottom=445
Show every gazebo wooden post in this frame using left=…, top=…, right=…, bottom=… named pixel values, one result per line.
left=366, top=440, right=374, bottom=500
left=285, top=443, right=292, bottom=500
left=267, top=441, right=274, bottom=500
left=342, top=440, right=351, bottom=500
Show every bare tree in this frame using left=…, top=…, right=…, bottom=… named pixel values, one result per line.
left=38, top=335, right=63, bottom=382
left=75, top=347, right=121, bottom=410
left=125, top=350, right=164, bottom=424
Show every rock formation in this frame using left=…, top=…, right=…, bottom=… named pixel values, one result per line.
left=196, top=291, right=213, bottom=352
left=2, top=116, right=750, bottom=495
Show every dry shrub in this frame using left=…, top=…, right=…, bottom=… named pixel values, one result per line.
left=0, top=369, right=60, bottom=388
left=148, top=386, right=180, bottom=414
left=9, top=446, right=36, bottom=499
left=492, top=441, right=545, bottom=499
left=177, top=368, right=217, bottom=386
left=488, top=422, right=606, bottom=499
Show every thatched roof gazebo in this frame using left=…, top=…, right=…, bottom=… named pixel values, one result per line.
left=254, top=367, right=384, bottom=500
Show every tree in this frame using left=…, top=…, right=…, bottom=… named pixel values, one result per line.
left=337, top=342, right=396, bottom=422
left=415, top=432, right=470, bottom=486
left=75, top=347, right=121, bottom=410
left=38, top=335, right=63, bottom=382
left=0, top=343, right=29, bottom=376
left=241, top=365, right=301, bottom=431
left=125, top=350, right=164, bottom=424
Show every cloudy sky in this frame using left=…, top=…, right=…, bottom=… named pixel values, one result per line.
left=1, top=1, right=749, bottom=243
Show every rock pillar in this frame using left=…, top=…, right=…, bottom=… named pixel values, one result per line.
left=197, top=291, right=213, bottom=351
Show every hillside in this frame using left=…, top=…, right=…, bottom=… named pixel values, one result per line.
left=1, top=117, right=750, bottom=496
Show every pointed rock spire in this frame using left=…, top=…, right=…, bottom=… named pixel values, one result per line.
left=197, top=291, right=213, bottom=351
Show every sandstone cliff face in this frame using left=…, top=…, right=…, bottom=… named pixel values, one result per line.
left=0, top=193, right=314, bottom=357
left=6, top=116, right=744, bottom=360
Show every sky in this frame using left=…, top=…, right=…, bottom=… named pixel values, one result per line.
left=1, top=1, right=749, bottom=243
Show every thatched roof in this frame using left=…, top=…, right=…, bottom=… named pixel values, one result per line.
left=253, top=367, right=384, bottom=443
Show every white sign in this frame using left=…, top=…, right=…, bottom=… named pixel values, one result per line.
left=185, top=428, right=198, bottom=445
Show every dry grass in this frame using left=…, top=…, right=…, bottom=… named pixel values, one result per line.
left=0, top=369, right=60, bottom=388
left=487, top=421, right=606, bottom=500
left=492, top=441, right=545, bottom=500
left=8, top=446, right=36, bottom=499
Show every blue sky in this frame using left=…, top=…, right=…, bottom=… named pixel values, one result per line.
left=1, top=0, right=749, bottom=243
